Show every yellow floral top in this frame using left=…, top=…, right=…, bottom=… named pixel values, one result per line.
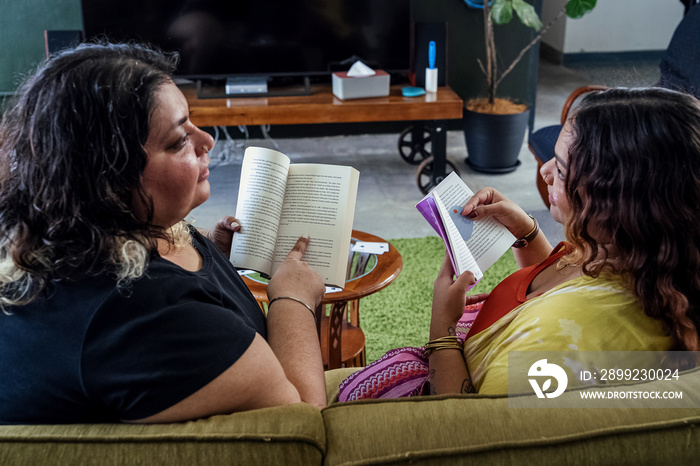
left=464, top=275, right=672, bottom=394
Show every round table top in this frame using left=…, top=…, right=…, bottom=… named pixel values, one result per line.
left=241, top=230, right=403, bottom=303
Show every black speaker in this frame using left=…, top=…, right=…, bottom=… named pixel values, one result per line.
left=44, top=30, right=83, bottom=58
left=411, top=22, right=447, bottom=88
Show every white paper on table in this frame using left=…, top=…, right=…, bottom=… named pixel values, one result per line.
left=352, top=241, right=388, bottom=254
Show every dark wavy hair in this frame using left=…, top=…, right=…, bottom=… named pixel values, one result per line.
left=564, top=87, right=700, bottom=350
left=0, top=42, right=178, bottom=305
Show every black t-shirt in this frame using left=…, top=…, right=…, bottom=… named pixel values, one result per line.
left=0, top=229, right=265, bottom=424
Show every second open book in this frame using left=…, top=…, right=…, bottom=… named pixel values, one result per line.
left=230, top=147, right=359, bottom=288
left=416, top=172, right=515, bottom=282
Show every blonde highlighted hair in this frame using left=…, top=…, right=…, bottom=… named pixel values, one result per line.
left=0, top=42, right=184, bottom=308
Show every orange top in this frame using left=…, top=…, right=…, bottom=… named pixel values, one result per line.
left=467, top=242, right=570, bottom=339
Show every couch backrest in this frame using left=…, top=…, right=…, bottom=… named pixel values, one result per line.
left=321, top=365, right=700, bottom=465
left=0, top=403, right=325, bottom=466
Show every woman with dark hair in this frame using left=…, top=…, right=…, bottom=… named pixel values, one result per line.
left=340, top=87, right=700, bottom=399
left=0, top=42, right=326, bottom=424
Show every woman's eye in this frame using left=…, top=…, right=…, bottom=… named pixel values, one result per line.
left=555, top=163, right=565, bottom=179
left=170, top=134, right=190, bottom=151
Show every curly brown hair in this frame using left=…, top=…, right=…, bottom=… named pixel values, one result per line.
left=564, top=87, right=700, bottom=351
left=0, top=42, right=178, bottom=306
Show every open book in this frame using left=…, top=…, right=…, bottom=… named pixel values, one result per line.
left=416, top=172, right=515, bottom=281
left=230, top=147, right=360, bottom=287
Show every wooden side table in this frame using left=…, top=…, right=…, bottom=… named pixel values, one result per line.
left=241, top=230, right=403, bottom=369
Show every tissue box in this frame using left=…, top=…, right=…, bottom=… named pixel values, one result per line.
left=332, top=70, right=390, bottom=100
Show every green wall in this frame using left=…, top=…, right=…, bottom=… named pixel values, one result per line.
left=0, top=0, right=82, bottom=94
left=0, top=0, right=539, bottom=113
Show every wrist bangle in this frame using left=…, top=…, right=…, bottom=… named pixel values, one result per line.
left=424, top=335, right=464, bottom=357
left=512, top=213, right=539, bottom=248
left=268, top=296, right=317, bottom=324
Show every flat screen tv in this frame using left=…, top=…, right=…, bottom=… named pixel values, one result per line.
left=81, top=0, right=411, bottom=82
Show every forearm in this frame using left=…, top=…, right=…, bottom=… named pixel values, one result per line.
left=427, top=320, right=475, bottom=395
left=266, top=300, right=326, bottom=409
left=428, top=350, right=474, bottom=394
left=509, top=214, right=554, bottom=268
left=512, top=232, right=553, bottom=269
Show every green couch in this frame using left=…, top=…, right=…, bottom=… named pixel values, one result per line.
left=2, top=368, right=700, bottom=465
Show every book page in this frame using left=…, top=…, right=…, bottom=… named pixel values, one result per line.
left=416, top=195, right=456, bottom=272
left=433, top=191, right=480, bottom=279
left=420, top=172, right=516, bottom=277
left=230, top=147, right=290, bottom=275
left=270, top=164, right=359, bottom=287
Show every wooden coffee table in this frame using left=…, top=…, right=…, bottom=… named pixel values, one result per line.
left=241, top=230, right=403, bottom=369
left=184, top=84, right=463, bottom=194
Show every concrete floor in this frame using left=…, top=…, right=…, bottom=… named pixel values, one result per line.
left=189, top=58, right=659, bottom=244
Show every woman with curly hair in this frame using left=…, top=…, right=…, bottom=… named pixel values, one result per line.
left=0, top=42, right=326, bottom=424
left=340, top=87, right=700, bottom=400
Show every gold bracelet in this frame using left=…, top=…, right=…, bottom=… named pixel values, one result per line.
left=268, top=296, right=317, bottom=324
left=424, top=335, right=464, bottom=357
left=425, top=335, right=463, bottom=345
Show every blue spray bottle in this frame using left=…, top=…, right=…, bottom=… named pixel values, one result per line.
left=425, top=41, right=438, bottom=93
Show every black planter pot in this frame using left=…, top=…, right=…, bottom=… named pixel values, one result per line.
left=463, top=107, right=530, bottom=174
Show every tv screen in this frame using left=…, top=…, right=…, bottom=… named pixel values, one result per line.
left=81, top=0, right=411, bottom=79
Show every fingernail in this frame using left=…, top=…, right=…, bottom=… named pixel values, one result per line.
left=301, top=235, right=310, bottom=240
left=230, top=222, right=240, bottom=229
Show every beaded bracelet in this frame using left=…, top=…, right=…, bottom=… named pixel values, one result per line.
left=424, top=335, right=464, bottom=357
left=268, top=296, right=317, bottom=325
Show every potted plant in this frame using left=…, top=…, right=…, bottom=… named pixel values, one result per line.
left=463, top=0, right=597, bottom=173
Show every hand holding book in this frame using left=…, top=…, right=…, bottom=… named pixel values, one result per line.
left=230, top=147, right=360, bottom=288
left=461, top=186, right=539, bottom=242
left=416, top=172, right=515, bottom=282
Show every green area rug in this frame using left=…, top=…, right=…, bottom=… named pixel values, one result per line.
left=360, top=236, right=518, bottom=363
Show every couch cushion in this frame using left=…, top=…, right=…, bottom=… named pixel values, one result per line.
left=0, top=403, right=325, bottom=466
left=322, top=368, right=700, bottom=465
left=325, top=368, right=358, bottom=403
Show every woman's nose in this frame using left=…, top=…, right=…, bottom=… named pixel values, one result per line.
left=540, top=159, right=554, bottom=185
left=195, top=127, right=215, bottom=155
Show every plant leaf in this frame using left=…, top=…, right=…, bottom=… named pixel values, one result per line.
left=512, top=0, right=542, bottom=30
left=491, top=0, right=514, bottom=25
left=566, top=0, right=597, bottom=19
